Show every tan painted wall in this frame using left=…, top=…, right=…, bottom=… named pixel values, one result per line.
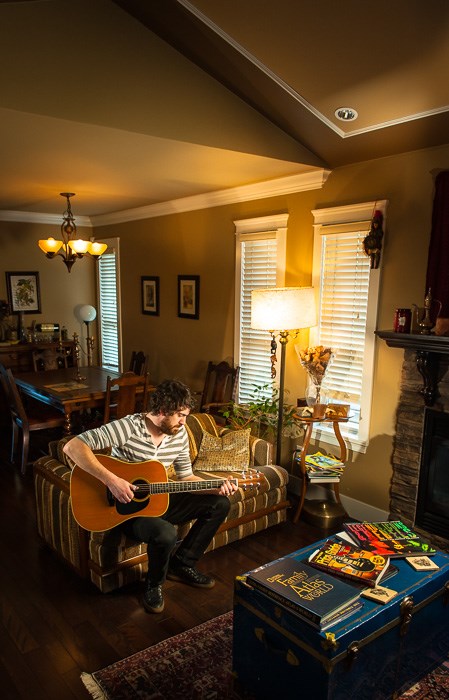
left=108, top=210, right=236, bottom=383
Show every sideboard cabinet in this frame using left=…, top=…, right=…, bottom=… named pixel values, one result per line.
left=0, top=341, right=75, bottom=373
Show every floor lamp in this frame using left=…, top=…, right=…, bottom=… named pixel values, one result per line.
left=79, top=305, right=97, bottom=366
left=251, top=287, right=316, bottom=465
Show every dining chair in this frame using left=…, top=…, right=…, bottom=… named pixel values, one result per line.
left=0, top=363, right=65, bottom=474
left=198, top=360, right=240, bottom=424
left=103, top=370, right=151, bottom=423
left=32, top=347, right=70, bottom=371
left=128, top=351, right=149, bottom=376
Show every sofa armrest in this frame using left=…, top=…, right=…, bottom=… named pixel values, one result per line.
left=248, top=433, right=274, bottom=467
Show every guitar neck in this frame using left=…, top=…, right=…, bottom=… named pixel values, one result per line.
left=142, top=478, right=237, bottom=495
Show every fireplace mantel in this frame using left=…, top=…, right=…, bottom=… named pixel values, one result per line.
left=375, top=330, right=449, bottom=353
left=375, top=330, right=449, bottom=405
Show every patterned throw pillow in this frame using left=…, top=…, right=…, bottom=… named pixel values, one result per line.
left=193, top=428, right=251, bottom=471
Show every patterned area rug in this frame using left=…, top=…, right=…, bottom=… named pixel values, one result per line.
left=82, top=611, right=449, bottom=700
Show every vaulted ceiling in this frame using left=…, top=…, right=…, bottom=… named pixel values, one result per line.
left=1, top=0, right=449, bottom=218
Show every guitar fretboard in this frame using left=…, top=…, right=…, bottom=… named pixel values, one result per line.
left=136, top=478, right=238, bottom=495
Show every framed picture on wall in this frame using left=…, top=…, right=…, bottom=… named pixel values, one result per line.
left=6, top=271, right=41, bottom=313
left=178, top=275, right=200, bottom=319
left=141, top=276, right=160, bottom=316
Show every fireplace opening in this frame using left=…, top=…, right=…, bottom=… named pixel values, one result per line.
left=415, top=408, right=449, bottom=539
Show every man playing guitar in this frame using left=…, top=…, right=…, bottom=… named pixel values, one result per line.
left=64, top=378, right=237, bottom=613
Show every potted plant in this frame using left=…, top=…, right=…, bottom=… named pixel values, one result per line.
left=221, top=383, right=303, bottom=443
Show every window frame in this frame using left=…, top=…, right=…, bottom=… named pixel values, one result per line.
left=234, top=214, right=288, bottom=403
left=310, top=200, right=388, bottom=452
left=96, top=237, right=123, bottom=372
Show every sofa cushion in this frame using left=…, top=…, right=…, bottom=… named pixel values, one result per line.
left=185, top=413, right=221, bottom=461
left=193, top=427, right=251, bottom=471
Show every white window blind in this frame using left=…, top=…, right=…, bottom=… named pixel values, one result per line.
left=97, top=238, right=122, bottom=371
left=312, top=201, right=387, bottom=450
left=318, top=229, right=371, bottom=431
left=239, top=237, right=277, bottom=400
left=234, top=215, right=287, bottom=404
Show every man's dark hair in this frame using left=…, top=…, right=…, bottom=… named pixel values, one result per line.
left=148, top=379, right=196, bottom=415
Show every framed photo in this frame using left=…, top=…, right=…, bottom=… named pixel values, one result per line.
left=178, top=275, right=200, bottom=319
left=141, top=276, right=160, bottom=316
left=6, top=271, right=41, bottom=314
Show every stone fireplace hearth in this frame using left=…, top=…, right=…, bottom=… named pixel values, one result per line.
left=386, top=340, right=449, bottom=552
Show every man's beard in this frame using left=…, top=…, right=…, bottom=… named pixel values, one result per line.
left=159, top=417, right=180, bottom=435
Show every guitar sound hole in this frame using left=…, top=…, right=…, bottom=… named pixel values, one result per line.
left=116, top=478, right=150, bottom=515
left=132, top=478, right=149, bottom=502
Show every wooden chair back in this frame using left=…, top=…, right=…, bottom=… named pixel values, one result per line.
left=104, top=371, right=150, bottom=423
left=0, top=363, right=64, bottom=474
left=0, top=362, right=26, bottom=424
left=199, top=361, right=239, bottom=418
left=128, top=351, right=149, bottom=376
left=32, top=347, right=69, bottom=371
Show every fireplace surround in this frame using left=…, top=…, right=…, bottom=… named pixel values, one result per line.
left=376, top=331, right=449, bottom=551
left=415, top=408, right=449, bottom=539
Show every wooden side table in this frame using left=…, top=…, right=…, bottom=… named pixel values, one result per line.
left=292, top=414, right=349, bottom=525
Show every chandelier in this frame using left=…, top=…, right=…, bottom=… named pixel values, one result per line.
left=38, top=193, right=107, bottom=273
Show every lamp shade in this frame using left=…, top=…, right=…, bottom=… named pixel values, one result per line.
left=68, top=239, right=90, bottom=255
left=251, top=287, right=316, bottom=331
left=88, top=241, right=108, bottom=258
left=38, top=237, right=63, bottom=255
left=79, top=305, right=97, bottom=323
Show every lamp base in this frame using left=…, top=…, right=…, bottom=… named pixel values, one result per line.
left=301, top=499, right=347, bottom=530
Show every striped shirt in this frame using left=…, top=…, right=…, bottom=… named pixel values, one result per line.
left=77, top=413, right=193, bottom=479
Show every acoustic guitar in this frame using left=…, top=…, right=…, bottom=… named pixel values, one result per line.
left=70, top=454, right=262, bottom=532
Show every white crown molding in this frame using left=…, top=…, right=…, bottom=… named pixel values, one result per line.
left=342, top=104, right=449, bottom=138
left=0, top=210, right=92, bottom=226
left=90, top=169, right=330, bottom=227
left=0, top=169, right=330, bottom=227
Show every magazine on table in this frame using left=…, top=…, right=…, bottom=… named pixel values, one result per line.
left=342, top=521, right=436, bottom=558
left=308, top=539, right=390, bottom=587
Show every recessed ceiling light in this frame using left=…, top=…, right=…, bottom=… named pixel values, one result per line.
left=335, top=107, right=358, bottom=122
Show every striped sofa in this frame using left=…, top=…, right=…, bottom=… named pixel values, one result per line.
left=33, top=413, right=289, bottom=592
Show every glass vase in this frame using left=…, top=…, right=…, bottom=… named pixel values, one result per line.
left=305, top=378, right=327, bottom=407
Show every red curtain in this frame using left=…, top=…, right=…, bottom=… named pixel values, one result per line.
left=426, top=170, right=449, bottom=320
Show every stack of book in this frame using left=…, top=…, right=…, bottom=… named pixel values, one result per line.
left=245, top=554, right=363, bottom=631
left=302, top=451, right=345, bottom=482
left=341, top=520, right=437, bottom=558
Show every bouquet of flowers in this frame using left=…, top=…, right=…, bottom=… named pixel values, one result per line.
left=296, top=345, right=333, bottom=404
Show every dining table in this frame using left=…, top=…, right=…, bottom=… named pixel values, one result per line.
left=14, top=365, right=122, bottom=435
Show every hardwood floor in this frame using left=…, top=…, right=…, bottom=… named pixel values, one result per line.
left=0, top=444, right=333, bottom=700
